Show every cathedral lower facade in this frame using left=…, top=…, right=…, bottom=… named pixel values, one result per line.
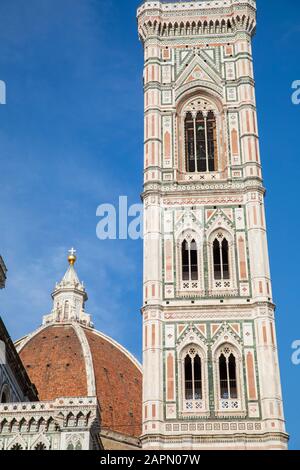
left=138, top=0, right=288, bottom=450
left=0, top=0, right=289, bottom=451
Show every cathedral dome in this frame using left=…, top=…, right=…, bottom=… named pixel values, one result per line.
left=15, top=250, right=142, bottom=444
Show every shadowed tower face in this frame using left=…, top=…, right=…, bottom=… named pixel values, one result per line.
left=137, top=0, right=288, bottom=450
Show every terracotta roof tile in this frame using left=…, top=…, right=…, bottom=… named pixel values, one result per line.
left=18, top=324, right=142, bottom=439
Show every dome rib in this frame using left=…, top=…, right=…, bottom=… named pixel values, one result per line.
left=73, top=323, right=96, bottom=396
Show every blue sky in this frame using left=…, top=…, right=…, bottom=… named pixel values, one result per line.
left=0, top=0, right=299, bottom=449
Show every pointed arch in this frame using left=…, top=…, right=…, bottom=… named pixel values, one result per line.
left=30, top=432, right=51, bottom=451
left=19, top=418, right=27, bottom=433
left=214, top=342, right=244, bottom=412
left=180, top=92, right=222, bottom=174
left=176, top=225, right=204, bottom=294
left=184, top=350, right=202, bottom=400
left=178, top=341, right=208, bottom=413
left=207, top=225, right=237, bottom=294
left=1, top=419, right=9, bottom=434
left=10, top=418, right=18, bottom=433
left=28, top=417, right=37, bottom=433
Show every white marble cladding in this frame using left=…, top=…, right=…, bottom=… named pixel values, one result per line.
left=0, top=396, right=101, bottom=451
left=0, top=396, right=97, bottom=413
left=164, top=420, right=263, bottom=433
left=139, top=0, right=288, bottom=451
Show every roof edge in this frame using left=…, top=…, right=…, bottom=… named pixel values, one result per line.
left=83, top=326, right=143, bottom=373
left=15, top=321, right=143, bottom=374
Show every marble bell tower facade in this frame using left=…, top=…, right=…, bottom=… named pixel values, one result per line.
left=137, top=0, right=288, bottom=450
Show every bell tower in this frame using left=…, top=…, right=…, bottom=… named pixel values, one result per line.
left=137, top=0, right=288, bottom=450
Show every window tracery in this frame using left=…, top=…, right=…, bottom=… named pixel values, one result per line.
left=179, top=344, right=207, bottom=413
left=215, top=345, right=242, bottom=412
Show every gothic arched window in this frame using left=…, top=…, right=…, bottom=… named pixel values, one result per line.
left=185, top=111, right=217, bottom=173
left=213, top=236, right=230, bottom=280
left=182, top=239, right=198, bottom=281
left=219, top=349, right=238, bottom=399
left=184, top=348, right=202, bottom=401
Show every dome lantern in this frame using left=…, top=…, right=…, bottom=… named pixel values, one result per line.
left=42, top=249, right=93, bottom=328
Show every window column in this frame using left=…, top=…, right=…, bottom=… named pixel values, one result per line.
left=192, top=112, right=198, bottom=173
left=204, top=112, right=209, bottom=172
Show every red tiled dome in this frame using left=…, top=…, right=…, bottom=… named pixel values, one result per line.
left=16, top=323, right=142, bottom=439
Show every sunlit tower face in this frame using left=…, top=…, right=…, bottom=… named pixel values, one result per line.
left=137, top=0, right=288, bottom=450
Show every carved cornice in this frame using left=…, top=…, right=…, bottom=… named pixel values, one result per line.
left=142, top=177, right=265, bottom=201
left=137, top=1, right=257, bottom=42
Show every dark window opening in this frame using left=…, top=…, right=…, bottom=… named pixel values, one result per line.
left=222, top=238, right=230, bottom=280
left=219, top=352, right=238, bottom=399
left=184, top=355, right=193, bottom=400
left=184, top=353, right=202, bottom=401
left=219, top=354, right=228, bottom=399
left=196, top=112, right=206, bottom=172
left=213, top=239, right=221, bottom=280
left=181, top=239, right=198, bottom=282
left=194, top=354, right=202, bottom=400
left=1, top=392, right=8, bottom=404
left=182, top=240, right=190, bottom=281
left=185, top=110, right=218, bottom=173
left=213, top=237, right=230, bottom=281
left=190, top=239, right=198, bottom=281
left=229, top=354, right=237, bottom=398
